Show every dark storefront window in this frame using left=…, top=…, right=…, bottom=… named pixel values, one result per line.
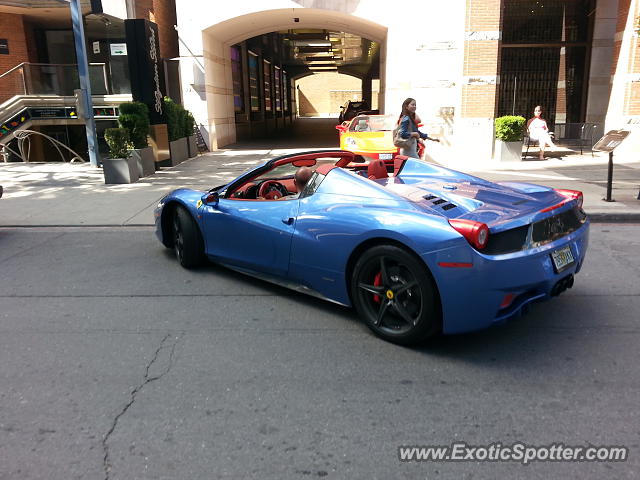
left=498, top=0, right=594, bottom=125
left=231, top=45, right=244, bottom=113
left=502, top=0, right=592, bottom=44
left=248, top=51, right=260, bottom=112
left=499, top=48, right=561, bottom=123
left=263, top=60, right=272, bottom=112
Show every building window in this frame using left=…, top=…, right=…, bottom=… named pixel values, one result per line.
left=498, top=0, right=595, bottom=125
left=231, top=45, right=244, bottom=114
left=263, top=60, right=272, bottom=111
left=248, top=51, right=260, bottom=112
left=274, top=66, right=281, bottom=111
left=502, top=0, right=592, bottom=44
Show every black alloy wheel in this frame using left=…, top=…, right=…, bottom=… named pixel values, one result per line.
left=172, top=206, right=205, bottom=268
left=351, top=245, right=440, bottom=345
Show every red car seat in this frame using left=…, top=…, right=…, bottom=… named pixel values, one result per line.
left=393, top=155, right=409, bottom=176
left=367, top=159, right=389, bottom=179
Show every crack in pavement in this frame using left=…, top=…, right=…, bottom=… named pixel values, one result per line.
left=102, top=332, right=183, bottom=480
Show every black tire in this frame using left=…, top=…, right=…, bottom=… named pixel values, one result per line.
left=351, top=245, right=441, bottom=345
left=172, top=206, right=205, bottom=268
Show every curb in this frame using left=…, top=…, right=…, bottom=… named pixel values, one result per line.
left=585, top=212, right=640, bottom=223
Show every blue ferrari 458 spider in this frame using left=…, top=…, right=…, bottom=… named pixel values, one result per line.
left=155, top=150, right=589, bottom=345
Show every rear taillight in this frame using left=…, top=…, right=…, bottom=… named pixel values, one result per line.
left=555, top=189, right=583, bottom=208
left=448, top=219, right=489, bottom=250
left=540, top=189, right=584, bottom=213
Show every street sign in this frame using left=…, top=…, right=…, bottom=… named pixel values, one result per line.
left=592, top=129, right=631, bottom=202
left=593, top=129, right=630, bottom=152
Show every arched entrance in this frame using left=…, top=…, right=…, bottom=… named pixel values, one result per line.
left=198, top=9, right=387, bottom=148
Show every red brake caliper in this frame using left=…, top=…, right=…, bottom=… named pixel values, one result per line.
left=373, top=272, right=382, bottom=303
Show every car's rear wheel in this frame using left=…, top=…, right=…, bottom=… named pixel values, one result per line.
left=173, top=206, right=205, bottom=268
left=351, top=245, right=440, bottom=345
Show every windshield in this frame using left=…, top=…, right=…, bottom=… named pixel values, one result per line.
left=348, top=115, right=396, bottom=132
left=243, top=158, right=337, bottom=183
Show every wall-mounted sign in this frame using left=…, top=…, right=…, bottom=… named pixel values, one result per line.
left=93, top=41, right=100, bottom=54
left=29, top=108, right=70, bottom=119
left=125, top=19, right=166, bottom=125
left=0, top=110, right=30, bottom=139
left=110, top=43, right=127, bottom=56
left=93, top=106, right=118, bottom=118
left=0, top=38, right=8, bottom=55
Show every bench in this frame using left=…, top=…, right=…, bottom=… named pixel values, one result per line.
left=523, top=122, right=599, bottom=158
left=554, top=122, right=598, bottom=155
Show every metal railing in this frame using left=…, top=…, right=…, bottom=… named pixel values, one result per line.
left=0, top=62, right=110, bottom=100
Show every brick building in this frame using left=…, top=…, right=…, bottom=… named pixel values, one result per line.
left=2, top=0, right=640, bottom=162
left=173, top=0, right=640, bottom=161
left=0, top=0, right=179, bottom=162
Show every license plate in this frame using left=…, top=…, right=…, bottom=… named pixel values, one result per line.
left=379, top=153, right=393, bottom=160
left=551, top=245, right=575, bottom=272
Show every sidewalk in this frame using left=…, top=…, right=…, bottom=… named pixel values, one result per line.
left=1, top=145, right=639, bottom=226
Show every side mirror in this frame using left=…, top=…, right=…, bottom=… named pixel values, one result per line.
left=201, top=191, right=219, bottom=206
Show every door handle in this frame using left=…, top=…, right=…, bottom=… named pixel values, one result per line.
left=281, top=217, right=294, bottom=225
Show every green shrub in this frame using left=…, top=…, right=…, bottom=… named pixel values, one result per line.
left=104, top=128, right=132, bottom=159
left=164, top=96, right=197, bottom=141
left=184, top=111, right=195, bottom=138
left=495, top=115, right=526, bottom=142
left=163, top=97, right=184, bottom=142
left=118, top=102, right=150, bottom=149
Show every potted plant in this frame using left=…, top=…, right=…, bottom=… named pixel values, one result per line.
left=494, top=115, right=526, bottom=162
left=185, top=110, right=198, bottom=158
left=164, top=97, right=188, bottom=166
left=102, top=127, right=139, bottom=184
left=119, top=101, right=155, bottom=177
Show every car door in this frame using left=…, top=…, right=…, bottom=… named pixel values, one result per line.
left=200, top=198, right=299, bottom=277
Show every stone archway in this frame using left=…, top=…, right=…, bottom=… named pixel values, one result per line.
left=198, top=8, right=387, bottom=148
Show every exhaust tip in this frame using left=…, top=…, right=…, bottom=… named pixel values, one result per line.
left=551, top=275, right=574, bottom=297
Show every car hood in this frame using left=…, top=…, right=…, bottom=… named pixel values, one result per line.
left=386, top=176, right=567, bottom=232
left=347, top=131, right=395, bottom=151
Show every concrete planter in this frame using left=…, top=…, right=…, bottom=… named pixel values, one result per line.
left=187, top=135, right=198, bottom=158
left=169, top=137, right=188, bottom=166
left=102, top=156, right=139, bottom=184
left=495, top=140, right=524, bottom=162
left=130, top=146, right=156, bottom=177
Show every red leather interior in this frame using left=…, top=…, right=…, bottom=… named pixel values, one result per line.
left=280, top=178, right=296, bottom=192
left=367, top=159, right=388, bottom=179
left=315, top=164, right=337, bottom=175
left=393, top=155, right=408, bottom=176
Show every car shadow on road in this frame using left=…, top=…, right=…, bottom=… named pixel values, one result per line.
left=412, top=300, right=596, bottom=369
left=160, top=248, right=360, bottom=317
left=161, top=249, right=595, bottom=365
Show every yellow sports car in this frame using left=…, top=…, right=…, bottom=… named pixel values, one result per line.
left=336, top=114, right=398, bottom=161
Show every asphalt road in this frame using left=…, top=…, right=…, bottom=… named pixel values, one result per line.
left=1, top=225, right=639, bottom=479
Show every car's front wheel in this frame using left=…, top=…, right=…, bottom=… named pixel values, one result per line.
left=172, top=206, right=205, bottom=268
left=351, top=245, right=440, bottom=345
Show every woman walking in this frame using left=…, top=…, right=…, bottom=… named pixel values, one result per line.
left=396, top=98, right=438, bottom=158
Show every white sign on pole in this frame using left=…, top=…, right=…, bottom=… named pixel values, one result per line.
left=93, top=41, right=100, bottom=54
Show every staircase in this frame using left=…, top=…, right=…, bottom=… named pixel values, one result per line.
left=0, top=62, right=132, bottom=148
left=194, top=124, right=210, bottom=153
